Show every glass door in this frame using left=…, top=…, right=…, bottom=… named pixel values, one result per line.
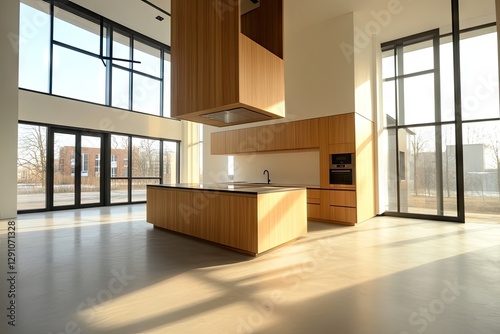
left=53, top=132, right=76, bottom=207
left=50, top=129, right=103, bottom=209
left=81, top=135, right=102, bottom=205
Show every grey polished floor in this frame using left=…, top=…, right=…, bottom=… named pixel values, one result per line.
left=1, top=204, right=500, bottom=334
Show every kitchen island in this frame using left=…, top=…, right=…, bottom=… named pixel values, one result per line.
left=146, top=184, right=307, bottom=256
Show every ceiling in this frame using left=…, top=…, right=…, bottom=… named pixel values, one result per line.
left=70, top=0, right=496, bottom=46
left=71, top=0, right=172, bottom=44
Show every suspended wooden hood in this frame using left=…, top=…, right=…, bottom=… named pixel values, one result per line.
left=171, top=0, right=285, bottom=127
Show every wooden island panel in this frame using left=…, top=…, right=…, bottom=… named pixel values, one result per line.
left=147, top=185, right=307, bottom=256
left=257, top=190, right=307, bottom=254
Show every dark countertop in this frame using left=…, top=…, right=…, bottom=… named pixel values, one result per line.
left=223, top=181, right=321, bottom=189
left=223, top=182, right=338, bottom=190
left=148, top=183, right=307, bottom=194
left=224, top=182, right=355, bottom=191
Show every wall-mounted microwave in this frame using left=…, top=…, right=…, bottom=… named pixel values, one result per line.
left=330, top=153, right=355, bottom=185
left=330, top=153, right=354, bottom=167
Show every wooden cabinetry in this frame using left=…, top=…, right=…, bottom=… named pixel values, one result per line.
left=330, top=207, right=357, bottom=225
left=257, top=122, right=296, bottom=151
left=306, top=188, right=357, bottom=225
left=211, top=118, right=319, bottom=154
left=306, top=189, right=321, bottom=220
left=330, top=190, right=356, bottom=207
left=308, top=113, right=374, bottom=225
left=225, top=130, right=240, bottom=154
left=147, top=185, right=307, bottom=256
left=329, top=190, right=356, bottom=224
left=328, top=113, right=355, bottom=153
left=211, top=132, right=226, bottom=155
left=171, top=0, right=284, bottom=127
left=296, top=118, right=320, bottom=149
left=211, top=113, right=375, bottom=225
left=239, top=127, right=261, bottom=153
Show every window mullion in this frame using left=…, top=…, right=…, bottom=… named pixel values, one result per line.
left=433, top=33, right=445, bottom=215
left=160, top=50, right=165, bottom=117
left=105, top=21, right=112, bottom=106
left=129, top=38, right=134, bottom=111
left=451, top=0, right=465, bottom=223
left=49, top=0, right=55, bottom=95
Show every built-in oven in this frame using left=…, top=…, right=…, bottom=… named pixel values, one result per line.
left=329, top=153, right=355, bottom=185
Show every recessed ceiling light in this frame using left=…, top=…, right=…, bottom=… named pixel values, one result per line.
left=155, top=15, right=164, bottom=21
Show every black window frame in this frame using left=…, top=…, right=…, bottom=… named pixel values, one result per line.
left=17, top=121, right=181, bottom=213
left=25, top=0, right=173, bottom=118
left=381, top=21, right=498, bottom=223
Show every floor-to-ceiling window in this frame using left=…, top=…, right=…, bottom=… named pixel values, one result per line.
left=16, top=0, right=178, bottom=213
left=17, top=123, right=180, bottom=212
left=17, top=124, right=48, bottom=211
left=383, top=30, right=458, bottom=219
left=382, top=23, right=499, bottom=223
left=18, top=0, right=171, bottom=118
left=460, top=25, right=500, bottom=223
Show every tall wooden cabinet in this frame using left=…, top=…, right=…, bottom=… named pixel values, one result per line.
left=317, top=113, right=376, bottom=224
left=171, top=0, right=285, bottom=127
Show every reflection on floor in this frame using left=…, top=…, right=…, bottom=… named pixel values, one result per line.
left=1, top=204, right=499, bottom=334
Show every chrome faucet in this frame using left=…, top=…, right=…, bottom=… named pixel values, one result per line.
left=263, top=169, right=271, bottom=184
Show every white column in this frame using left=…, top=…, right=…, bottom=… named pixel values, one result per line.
left=181, top=121, right=201, bottom=183
left=0, top=1, right=20, bottom=219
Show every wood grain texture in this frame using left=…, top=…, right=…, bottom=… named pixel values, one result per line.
left=241, top=0, right=283, bottom=59
left=171, top=0, right=284, bottom=126
left=257, top=189, right=307, bottom=253
left=238, top=127, right=261, bottom=153
left=329, top=143, right=356, bottom=154
left=307, top=203, right=321, bottom=220
left=295, top=118, right=320, bottom=149
left=147, top=186, right=306, bottom=256
left=319, top=189, right=331, bottom=220
left=147, top=186, right=258, bottom=253
left=329, top=190, right=356, bottom=207
left=211, top=132, right=226, bottom=155
left=171, top=0, right=240, bottom=117
left=239, top=35, right=285, bottom=118
left=225, top=130, right=240, bottom=154
left=257, top=122, right=295, bottom=151
left=330, top=206, right=357, bottom=225
left=210, top=118, right=319, bottom=155
left=307, top=189, right=321, bottom=204
left=328, top=114, right=355, bottom=147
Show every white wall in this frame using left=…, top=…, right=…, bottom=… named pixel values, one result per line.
left=353, top=13, right=375, bottom=122
left=202, top=125, right=230, bottom=184
left=0, top=1, right=20, bottom=219
left=233, top=151, right=320, bottom=185
left=19, top=91, right=194, bottom=185
left=19, top=91, right=183, bottom=141
left=182, top=121, right=202, bottom=183
left=203, top=13, right=356, bottom=186
left=285, top=12, right=355, bottom=120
